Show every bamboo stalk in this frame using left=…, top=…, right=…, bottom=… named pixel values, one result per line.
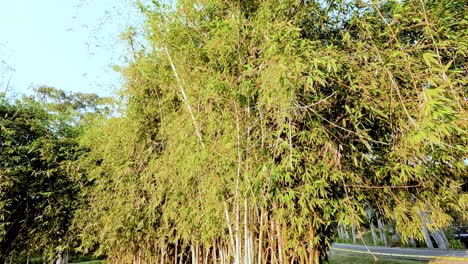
left=244, top=198, right=249, bottom=264
left=174, top=243, right=178, bottom=264
left=213, top=243, right=217, bottom=264
left=288, top=118, right=293, bottom=170
left=164, top=45, right=205, bottom=148
left=219, top=246, right=225, bottom=264
left=223, top=202, right=236, bottom=254
left=258, top=210, right=264, bottom=264
left=191, top=244, right=196, bottom=264
left=248, top=229, right=254, bottom=264
left=234, top=102, right=241, bottom=264
left=277, top=221, right=284, bottom=264
left=204, top=245, right=209, bottom=264
left=270, top=220, right=277, bottom=264
left=419, top=209, right=434, bottom=248
left=352, top=224, right=356, bottom=243
left=377, top=218, right=387, bottom=247
left=160, top=244, right=165, bottom=264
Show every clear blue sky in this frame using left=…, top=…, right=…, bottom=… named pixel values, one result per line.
left=0, top=0, right=143, bottom=97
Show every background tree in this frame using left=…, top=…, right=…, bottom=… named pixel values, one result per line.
left=0, top=88, right=110, bottom=263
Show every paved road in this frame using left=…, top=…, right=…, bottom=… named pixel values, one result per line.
left=331, top=243, right=468, bottom=261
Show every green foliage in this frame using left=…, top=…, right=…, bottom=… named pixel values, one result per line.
left=75, top=0, right=467, bottom=263
left=0, top=88, right=109, bottom=263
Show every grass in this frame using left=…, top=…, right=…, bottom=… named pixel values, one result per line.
left=72, top=256, right=424, bottom=264
left=328, top=251, right=429, bottom=264
left=70, top=261, right=104, bottom=264
left=337, top=228, right=465, bottom=249
left=71, top=252, right=459, bottom=264
left=70, top=254, right=458, bottom=264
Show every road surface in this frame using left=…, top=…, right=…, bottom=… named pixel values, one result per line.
left=331, top=243, right=468, bottom=261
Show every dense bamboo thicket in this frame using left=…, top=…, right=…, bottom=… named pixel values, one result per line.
left=74, top=0, right=467, bottom=263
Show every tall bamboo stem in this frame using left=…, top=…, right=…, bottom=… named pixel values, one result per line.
left=164, top=45, right=205, bottom=148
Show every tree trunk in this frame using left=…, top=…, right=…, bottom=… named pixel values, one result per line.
left=64, top=251, right=68, bottom=264
left=55, top=250, right=68, bottom=264
left=438, top=230, right=450, bottom=249
left=337, top=225, right=344, bottom=240
left=367, top=208, right=378, bottom=246
left=419, top=210, right=434, bottom=248
left=431, top=230, right=448, bottom=250
left=377, top=218, right=387, bottom=247
left=343, top=226, right=350, bottom=241
left=351, top=224, right=357, bottom=243
left=431, top=231, right=444, bottom=249
left=409, top=237, right=416, bottom=247
left=370, top=223, right=378, bottom=246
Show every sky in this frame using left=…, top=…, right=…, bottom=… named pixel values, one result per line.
left=0, top=0, right=144, bottom=97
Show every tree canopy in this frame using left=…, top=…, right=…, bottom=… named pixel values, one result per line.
left=0, top=88, right=109, bottom=263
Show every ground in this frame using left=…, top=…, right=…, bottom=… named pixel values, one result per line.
left=328, top=251, right=428, bottom=264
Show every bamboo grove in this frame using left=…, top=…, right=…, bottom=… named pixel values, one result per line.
left=70, top=0, right=468, bottom=263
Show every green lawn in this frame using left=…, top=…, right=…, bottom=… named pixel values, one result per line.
left=71, top=253, right=428, bottom=264
left=70, top=261, right=104, bottom=264
left=328, top=251, right=428, bottom=264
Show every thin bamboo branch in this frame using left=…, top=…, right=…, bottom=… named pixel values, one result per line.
left=294, top=91, right=337, bottom=109
left=258, top=211, right=264, bottom=264
left=234, top=101, right=241, bottom=264
left=357, top=226, right=379, bottom=262
left=308, top=108, right=390, bottom=145
left=164, top=45, right=205, bottom=148
left=385, top=68, right=417, bottom=127
left=223, top=202, right=236, bottom=254
left=244, top=198, right=249, bottom=264
left=288, top=118, right=293, bottom=170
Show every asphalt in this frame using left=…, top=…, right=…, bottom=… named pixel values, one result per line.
left=331, top=243, right=468, bottom=261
